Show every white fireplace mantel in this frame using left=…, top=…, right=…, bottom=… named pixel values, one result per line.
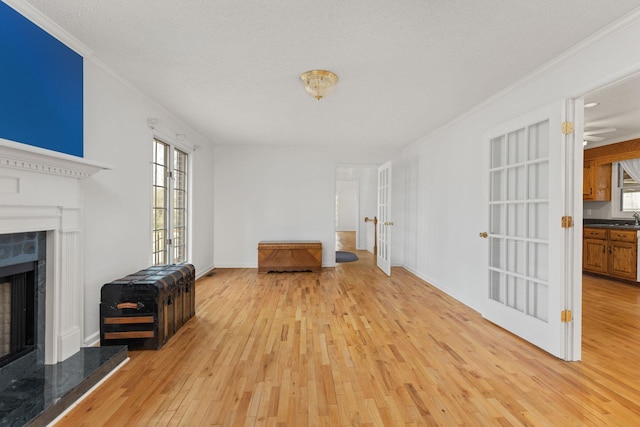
left=0, top=138, right=110, bottom=178
left=0, top=138, right=109, bottom=364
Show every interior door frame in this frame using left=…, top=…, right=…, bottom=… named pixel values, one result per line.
left=567, top=97, right=583, bottom=361
left=335, top=164, right=380, bottom=257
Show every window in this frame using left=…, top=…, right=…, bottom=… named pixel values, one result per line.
left=152, top=138, right=189, bottom=265
left=617, top=163, right=640, bottom=212
left=152, top=140, right=168, bottom=265
left=173, top=149, right=188, bottom=263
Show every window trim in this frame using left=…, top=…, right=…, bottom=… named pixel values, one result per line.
left=611, top=162, right=640, bottom=219
left=172, top=147, right=189, bottom=264
left=151, top=133, right=193, bottom=266
left=152, top=139, right=170, bottom=265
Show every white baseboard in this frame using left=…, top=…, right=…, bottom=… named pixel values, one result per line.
left=401, top=265, right=482, bottom=314
left=195, top=263, right=215, bottom=279
left=84, top=331, right=100, bottom=347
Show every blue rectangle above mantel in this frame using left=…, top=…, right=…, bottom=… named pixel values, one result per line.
left=0, top=2, right=83, bottom=157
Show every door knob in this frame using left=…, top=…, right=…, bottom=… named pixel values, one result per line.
left=479, top=232, right=488, bottom=238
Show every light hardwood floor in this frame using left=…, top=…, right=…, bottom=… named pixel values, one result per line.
left=56, top=253, right=640, bottom=425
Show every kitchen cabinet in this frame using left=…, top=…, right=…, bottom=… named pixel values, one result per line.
left=583, top=227, right=637, bottom=280
left=608, top=230, right=637, bottom=280
left=583, top=160, right=595, bottom=199
left=583, top=228, right=607, bottom=274
left=583, top=160, right=611, bottom=201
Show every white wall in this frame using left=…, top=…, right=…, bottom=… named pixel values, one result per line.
left=213, top=146, right=401, bottom=268
left=81, top=60, right=215, bottom=345
left=583, top=201, right=612, bottom=219
left=400, top=13, right=640, bottom=313
left=336, top=180, right=358, bottom=231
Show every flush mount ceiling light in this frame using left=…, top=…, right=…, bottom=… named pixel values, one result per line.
left=300, top=70, right=338, bottom=100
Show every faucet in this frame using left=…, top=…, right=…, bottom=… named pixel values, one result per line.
left=634, top=212, right=640, bottom=226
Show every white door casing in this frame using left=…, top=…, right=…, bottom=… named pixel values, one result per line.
left=484, top=100, right=576, bottom=360
left=377, top=161, right=392, bottom=276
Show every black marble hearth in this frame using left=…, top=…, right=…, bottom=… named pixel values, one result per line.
left=0, top=346, right=127, bottom=427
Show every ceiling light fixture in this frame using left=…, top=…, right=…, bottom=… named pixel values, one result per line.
left=584, top=102, right=600, bottom=108
left=300, top=70, right=338, bottom=100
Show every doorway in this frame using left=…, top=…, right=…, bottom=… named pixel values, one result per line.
left=335, top=165, right=378, bottom=258
left=580, top=72, right=640, bottom=359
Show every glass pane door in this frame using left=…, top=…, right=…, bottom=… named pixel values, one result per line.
left=489, top=121, right=550, bottom=321
left=484, top=101, right=568, bottom=359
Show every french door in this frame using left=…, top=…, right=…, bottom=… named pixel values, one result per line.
left=484, top=100, right=576, bottom=359
left=377, top=161, right=392, bottom=276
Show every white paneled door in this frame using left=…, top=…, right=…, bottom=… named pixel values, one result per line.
left=377, top=161, right=392, bottom=276
left=484, top=100, right=575, bottom=360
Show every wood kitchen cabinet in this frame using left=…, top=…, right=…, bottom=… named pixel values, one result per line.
left=583, top=228, right=608, bottom=274
left=583, top=160, right=595, bottom=199
left=583, top=160, right=611, bottom=201
left=608, top=229, right=638, bottom=280
left=583, top=227, right=637, bottom=281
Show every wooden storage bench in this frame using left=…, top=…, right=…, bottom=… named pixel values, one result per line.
left=258, top=241, right=322, bottom=273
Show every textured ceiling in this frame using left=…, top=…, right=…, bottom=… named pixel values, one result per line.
left=18, top=0, right=640, bottom=149
left=584, top=73, right=640, bottom=148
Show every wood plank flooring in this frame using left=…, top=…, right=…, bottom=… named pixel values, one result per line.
left=56, top=257, right=640, bottom=426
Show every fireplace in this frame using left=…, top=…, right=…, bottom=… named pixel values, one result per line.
left=0, top=141, right=129, bottom=426
left=0, top=263, right=37, bottom=366
left=0, top=138, right=108, bottom=365
left=0, top=233, right=46, bottom=373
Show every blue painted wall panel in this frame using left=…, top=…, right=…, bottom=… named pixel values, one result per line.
left=0, top=2, right=83, bottom=157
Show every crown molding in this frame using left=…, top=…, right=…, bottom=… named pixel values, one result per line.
left=1, top=0, right=93, bottom=57
left=405, top=7, right=640, bottom=151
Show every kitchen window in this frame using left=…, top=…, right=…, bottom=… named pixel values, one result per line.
left=152, top=138, right=189, bottom=265
left=611, top=162, right=640, bottom=217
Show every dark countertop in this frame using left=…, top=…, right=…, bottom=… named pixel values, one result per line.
left=583, top=219, right=640, bottom=230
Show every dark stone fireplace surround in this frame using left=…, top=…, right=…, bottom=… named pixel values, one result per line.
left=0, top=232, right=127, bottom=426
left=0, top=232, right=47, bottom=383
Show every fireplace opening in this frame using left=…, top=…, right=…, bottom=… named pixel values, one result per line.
left=0, top=261, right=37, bottom=369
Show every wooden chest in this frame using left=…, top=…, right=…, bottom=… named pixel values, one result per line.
left=258, top=241, right=322, bottom=273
